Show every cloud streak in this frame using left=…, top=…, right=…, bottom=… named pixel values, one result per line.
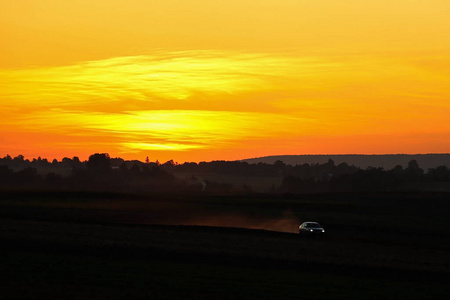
left=1, top=49, right=449, bottom=161
left=22, top=109, right=310, bottom=151
left=0, top=52, right=306, bottom=105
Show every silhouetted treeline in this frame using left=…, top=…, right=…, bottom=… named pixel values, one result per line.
left=1, top=154, right=449, bottom=194
left=279, top=160, right=450, bottom=193
left=175, top=158, right=359, bottom=178
left=0, top=154, right=180, bottom=193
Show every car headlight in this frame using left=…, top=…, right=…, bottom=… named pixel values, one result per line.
left=322, top=230, right=325, bottom=233
left=310, top=229, right=313, bottom=232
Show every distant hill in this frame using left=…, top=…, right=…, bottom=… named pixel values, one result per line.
left=241, top=154, right=450, bottom=170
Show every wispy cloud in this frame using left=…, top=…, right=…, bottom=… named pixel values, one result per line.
left=1, top=50, right=449, bottom=159
left=0, top=50, right=343, bottom=112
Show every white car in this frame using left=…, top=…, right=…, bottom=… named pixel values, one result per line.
left=298, top=222, right=325, bottom=235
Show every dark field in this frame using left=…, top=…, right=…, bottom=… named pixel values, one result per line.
left=1, top=191, right=450, bottom=299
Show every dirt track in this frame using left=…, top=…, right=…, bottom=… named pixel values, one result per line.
left=2, top=204, right=449, bottom=275
left=2, top=193, right=450, bottom=299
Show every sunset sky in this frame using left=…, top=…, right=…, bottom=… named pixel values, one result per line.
left=1, top=0, right=449, bottom=163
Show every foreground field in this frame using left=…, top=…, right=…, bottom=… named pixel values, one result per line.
left=1, top=191, right=450, bottom=299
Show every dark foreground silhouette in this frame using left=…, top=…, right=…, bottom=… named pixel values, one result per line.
left=1, top=153, right=450, bottom=298
left=1, top=153, right=449, bottom=194
left=1, top=191, right=450, bottom=299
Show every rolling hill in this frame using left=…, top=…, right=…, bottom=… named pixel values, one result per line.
left=242, top=154, right=450, bottom=170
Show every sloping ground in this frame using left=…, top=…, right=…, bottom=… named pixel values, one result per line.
left=2, top=206, right=450, bottom=299
left=1, top=191, right=450, bottom=299
left=2, top=216, right=450, bottom=274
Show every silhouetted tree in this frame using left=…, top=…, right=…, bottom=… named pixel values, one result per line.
left=87, top=153, right=111, bottom=173
left=327, top=159, right=335, bottom=167
left=14, top=155, right=25, bottom=163
left=427, top=165, right=449, bottom=182
left=404, top=160, right=424, bottom=182
left=72, top=156, right=81, bottom=165
left=2, top=152, right=449, bottom=194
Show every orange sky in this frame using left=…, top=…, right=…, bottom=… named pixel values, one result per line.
left=1, top=0, right=450, bottom=163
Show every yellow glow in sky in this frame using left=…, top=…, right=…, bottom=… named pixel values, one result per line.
left=1, top=1, right=449, bottom=162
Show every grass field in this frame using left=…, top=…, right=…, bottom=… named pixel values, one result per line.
left=1, top=191, right=449, bottom=299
